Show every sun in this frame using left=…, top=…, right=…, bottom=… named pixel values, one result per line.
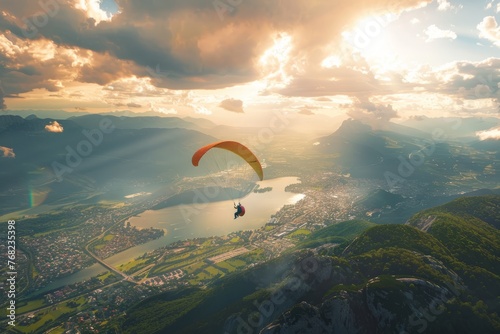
left=257, top=32, right=294, bottom=89
left=342, top=13, right=401, bottom=72
left=259, top=33, right=293, bottom=69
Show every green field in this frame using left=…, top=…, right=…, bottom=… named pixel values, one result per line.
left=18, top=312, right=62, bottom=333
left=91, top=234, right=116, bottom=251
left=118, top=258, right=148, bottom=274
left=16, top=298, right=46, bottom=314
left=214, top=261, right=237, bottom=273
left=234, top=248, right=266, bottom=263
left=225, top=258, right=247, bottom=268
left=15, top=297, right=87, bottom=334
left=184, top=261, right=206, bottom=275
left=96, top=271, right=114, bottom=282
left=150, top=244, right=238, bottom=276
left=204, top=266, right=224, bottom=276
left=288, top=228, right=311, bottom=239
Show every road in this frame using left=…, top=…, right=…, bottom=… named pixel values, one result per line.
left=83, top=216, right=137, bottom=283
left=84, top=243, right=134, bottom=282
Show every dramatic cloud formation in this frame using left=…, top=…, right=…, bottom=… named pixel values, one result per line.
left=219, top=98, right=244, bottom=113
left=0, top=0, right=432, bottom=92
left=476, top=126, right=500, bottom=140
left=0, top=0, right=498, bottom=122
left=45, top=120, right=64, bottom=133
left=433, top=58, right=500, bottom=102
left=0, top=146, right=15, bottom=158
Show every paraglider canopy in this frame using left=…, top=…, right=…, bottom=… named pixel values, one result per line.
left=192, top=141, right=262, bottom=217
left=192, top=141, right=263, bottom=181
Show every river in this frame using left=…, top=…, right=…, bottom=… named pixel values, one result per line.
left=35, top=177, right=303, bottom=294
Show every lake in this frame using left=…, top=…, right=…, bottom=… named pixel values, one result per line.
left=35, top=176, right=303, bottom=294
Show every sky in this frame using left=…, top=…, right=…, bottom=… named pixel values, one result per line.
left=0, top=0, right=500, bottom=127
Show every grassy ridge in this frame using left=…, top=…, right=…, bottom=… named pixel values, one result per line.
left=295, top=219, right=376, bottom=249
left=343, top=224, right=454, bottom=262
left=408, top=195, right=500, bottom=275
left=433, top=195, right=500, bottom=229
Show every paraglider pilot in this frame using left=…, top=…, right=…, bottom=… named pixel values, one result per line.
left=234, top=202, right=242, bottom=219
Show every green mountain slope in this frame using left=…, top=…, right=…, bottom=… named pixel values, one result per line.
left=356, top=189, right=404, bottom=210
left=0, top=115, right=217, bottom=214
left=119, top=195, right=500, bottom=334
left=295, top=219, right=376, bottom=249
left=343, top=224, right=454, bottom=261
left=408, top=195, right=500, bottom=275
left=420, top=195, right=500, bottom=229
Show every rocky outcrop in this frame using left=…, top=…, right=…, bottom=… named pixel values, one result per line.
left=260, top=276, right=461, bottom=334
left=409, top=215, right=437, bottom=232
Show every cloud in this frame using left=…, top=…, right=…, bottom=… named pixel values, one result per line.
left=424, top=24, right=457, bottom=42
left=437, top=0, right=452, bottom=11
left=0, top=146, right=15, bottom=158
left=45, top=120, right=64, bottom=133
left=486, top=1, right=500, bottom=13
left=478, top=16, right=500, bottom=47
left=298, top=108, right=314, bottom=115
left=433, top=58, right=500, bottom=101
left=219, top=98, right=244, bottom=113
left=149, top=102, right=178, bottom=115
left=154, top=107, right=177, bottom=115
left=348, top=98, right=399, bottom=124
left=127, top=102, right=142, bottom=108
left=0, top=32, right=81, bottom=109
left=409, top=115, right=426, bottom=121
left=315, top=97, right=331, bottom=102
left=277, top=61, right=384, bottom=97
left=191, top=104, right=212, bottom=115
left=476, top=126, right=500, bottom=140
left=76, top=0, right=113, bottom=24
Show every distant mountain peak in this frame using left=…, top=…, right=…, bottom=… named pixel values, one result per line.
left=334, top=118, right=372, bottom=136
left=0, top=114, right=26, bottom=129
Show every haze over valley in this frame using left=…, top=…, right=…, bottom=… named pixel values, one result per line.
left=0, top=1, right=499, bottom=333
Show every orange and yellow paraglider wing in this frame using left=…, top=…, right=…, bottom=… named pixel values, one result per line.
left=191, top=141, right=263, bottom=181
left=191, top=141, right=222, bottom=167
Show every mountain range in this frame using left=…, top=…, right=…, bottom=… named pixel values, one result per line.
left=1, top=114, right=498, bottom=216
left=0, top=114, right=216, bottom=214
left=313, top=118, right=499, bottom=181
